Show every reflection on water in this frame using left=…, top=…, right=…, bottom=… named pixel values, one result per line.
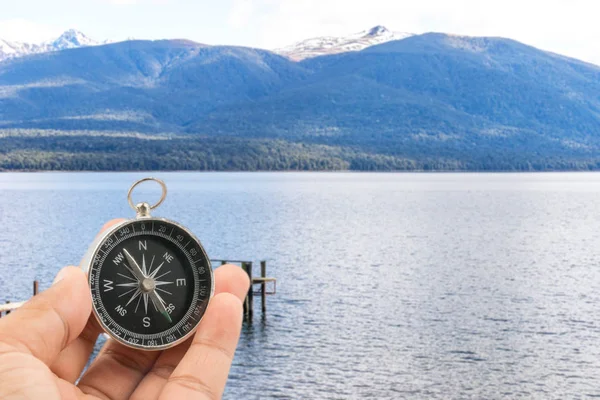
left=1, top=172, right=600, bottom=398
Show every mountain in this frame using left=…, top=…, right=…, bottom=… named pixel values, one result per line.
left=0, top=30, right=101, bottom=62
left=49, top=29, right=99, bottom=50
left=188, top=34, right=600, bottom=159
left=274, top=25, right=412, bottom=61
left=2, top=31, right=600, bottom=171
left=0, top=39, right=308, bottom=131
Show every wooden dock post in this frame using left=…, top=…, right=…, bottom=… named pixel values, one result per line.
left=241, top=262, right=247, bottom=316
left=260, top=261, right=267, bottom=313
left=242, top=262, right=254, bottom=319
left=0, top=280, right=37, bottom=318
left=211, top=259, right=275, bottom=320
left=247, top=262, right=254, bottom=319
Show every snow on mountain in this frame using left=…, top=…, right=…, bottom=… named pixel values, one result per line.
left=0, top=39, right=18, bottom=56
left=274, top=26, right=413, bottom=61
left=0, top=30, right=101, bottom=62
left=1, top=26, right=410, bottom=63
left=0, top=39, right=41, bottom=57
left=50, top=29, right=99, bottom=50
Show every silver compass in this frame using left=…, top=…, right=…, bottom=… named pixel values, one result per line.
left=80, top=178, right=214, bottom=351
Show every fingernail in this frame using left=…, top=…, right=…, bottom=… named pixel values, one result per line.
left=53, top=268, right=69, bottom=285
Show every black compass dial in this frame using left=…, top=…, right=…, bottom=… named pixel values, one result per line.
left=89, top=219, right=212, bottom=350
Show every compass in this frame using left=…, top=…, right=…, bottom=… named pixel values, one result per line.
left=80, top=178, right=214, bottom=351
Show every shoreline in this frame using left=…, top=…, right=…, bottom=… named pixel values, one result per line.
left=2, top=169, right=600, bottom=174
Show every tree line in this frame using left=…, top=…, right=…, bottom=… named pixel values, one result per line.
left=2, top=132, right=600, bottom=172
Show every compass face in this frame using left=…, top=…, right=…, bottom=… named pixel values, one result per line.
left=88, top=219, right=213, bottom=350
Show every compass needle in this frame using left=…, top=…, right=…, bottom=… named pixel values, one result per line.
left=121, top=261, right=138, bottom=279
left=123, top=248, right=145, bottom=282
left=154, top=291, right=167, bottom=306
left=150, top=290, right=172, bottom=323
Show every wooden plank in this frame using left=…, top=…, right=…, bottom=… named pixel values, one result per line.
left=211, top=259, right=252, bottom=265
left=251, top=277, right=276, bottom=283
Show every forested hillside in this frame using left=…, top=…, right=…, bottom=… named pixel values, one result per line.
left=2, top=32, right=600, bottom=171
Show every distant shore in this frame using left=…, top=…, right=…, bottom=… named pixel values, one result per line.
left=3, top=130, right=600, bottom=173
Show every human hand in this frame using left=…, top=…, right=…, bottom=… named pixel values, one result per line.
left=0, top=219, right=250, bottom=400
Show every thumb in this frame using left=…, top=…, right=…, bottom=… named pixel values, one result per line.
left=0, top=266, right=92, bottom=366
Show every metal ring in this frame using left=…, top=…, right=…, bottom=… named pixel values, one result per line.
left=127, top=177, right=167, bottom=211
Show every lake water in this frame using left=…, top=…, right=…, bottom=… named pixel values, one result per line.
left=1, top=172, right=600, bottom=399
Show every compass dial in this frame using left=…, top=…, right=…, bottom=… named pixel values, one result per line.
left=88, top=219, right=213, bottom=350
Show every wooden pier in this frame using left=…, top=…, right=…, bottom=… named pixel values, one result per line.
left=212, top=260, right=277, bottom=320
left=0, top=262, right=275, bottom=321
left=0, top=280, right=38, bottom=317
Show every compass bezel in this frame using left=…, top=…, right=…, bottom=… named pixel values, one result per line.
left=81, top=217, right=214, bottom=351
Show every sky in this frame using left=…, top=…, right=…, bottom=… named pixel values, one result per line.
left=1, top=0, right=599, bottom=64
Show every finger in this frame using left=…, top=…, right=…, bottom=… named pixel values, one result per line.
left=0, top=266, right=91, bottom=366
left=77, top=339, right=160, bottom=400
left=130, top=339, right=192, bottom=400
left=214, top=264, right=251, bottom=301
left=51, top=218, right=126, bottom=383
left=100, top=218, right=127, bottom=233
left=159, top=293, right=244, bottom=400
left=50, top=315, right=102, bottom=383
left=131, top=264, right=249, bottom=400
left=74, top=216, right=160, bottom=399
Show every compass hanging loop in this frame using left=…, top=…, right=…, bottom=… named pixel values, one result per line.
left=127, top=177, right=167, bottom=216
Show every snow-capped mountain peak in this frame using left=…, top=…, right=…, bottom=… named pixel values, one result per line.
left=274, top=26, right=413, bottom=61
left=0, top=39, right=18, bottom=55
left=366, top=25, right=389, bottom=37
left=51, top=29, right=98, bottom=50
left=0, top=29, right=101, bottom=62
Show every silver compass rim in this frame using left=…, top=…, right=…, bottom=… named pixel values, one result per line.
left=80, top=217, right=215, bottom=352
